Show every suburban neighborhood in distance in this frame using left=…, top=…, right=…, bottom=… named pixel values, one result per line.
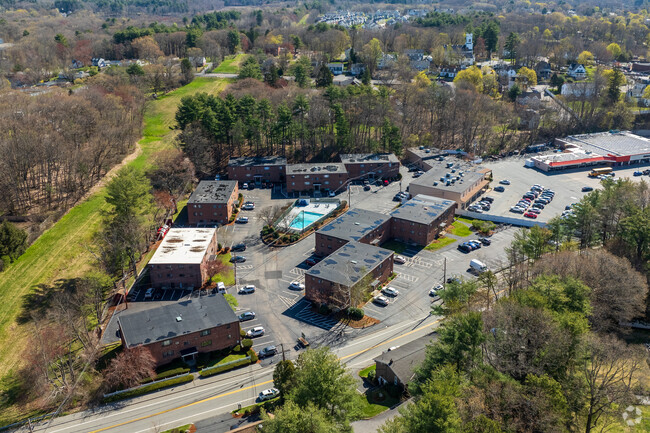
left=0, top=0, right=649, bottom=432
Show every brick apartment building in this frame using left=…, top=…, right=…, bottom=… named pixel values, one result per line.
left=315, top=209, right=392, bottom=256
left=286, top=163, right=348, bottom=195
left=148, top=228, right=218, bottom=289
left=408, top=163, right=491, bottom=209
left=187, top=180, right=239, bottom=225
left=117, top=295, right=240, bottom=366
left=227, top=156, right=287, bottom=184
left=305, top=241, right=394, bottom=308
left=340, top=153, right=400, bottom=181
left=389, top=195, right=456, bottom=246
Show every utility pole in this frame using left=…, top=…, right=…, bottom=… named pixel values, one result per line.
left=234, top=261, right=238, bottom=293
left=443, top=257, right=447, bottom=288
left=280, top=343, right=286, bottom=361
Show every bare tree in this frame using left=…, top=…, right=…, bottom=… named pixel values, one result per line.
left=103, top=346, right=156, bottom=392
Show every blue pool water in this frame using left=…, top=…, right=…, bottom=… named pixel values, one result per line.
left=289, top=211, right=325, bottom=230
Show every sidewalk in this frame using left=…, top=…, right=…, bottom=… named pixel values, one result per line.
left=351, top=400, right=409, bottom=433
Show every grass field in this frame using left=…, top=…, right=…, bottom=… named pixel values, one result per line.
left=358, top=364, right=376, bottom=378
left=298, top=13, right=309, bottom=25
left=380, top=240, right=409, bottom=254
left=354, top=389, right=400, bottom=419
left=424, top=236, right=456, bottom=251
left=449, top=220, right=472, bottom=237
left=211, top=253, right=235, bottom=286
left=212, top=54, right=247, bottom=74
left=0, top=77, right=231, bottom=425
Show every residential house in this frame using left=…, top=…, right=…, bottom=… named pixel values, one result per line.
left=630, top=62, right=650, bottom=74
left=378, top=54, right=396, bottom=70
left=350, top=63, right=366, bottom=76
left=327, top=63, right=344, bottom=76
left=410, top=58, right=431, bottom=71
left=333, top=75, right=363, bottom=86
left=91, top=58, right=106, bottom=68
left=187, top=180, right=239, bottom=226
left=71, top=59, right=84, bottom=69
left=447, top=33, right=474, bottom=67
left=117, top=295, right=240, bottom=366
left=227, top=156, right=287, bottom=184
left=535, top=61, right=552, bottom=79
left=305, top=241, right=394, bottom=308
left=148, top=228, right=218, bottom=289
left=438, top=67, right=460, bottom=80
left=374, top=334, right=436, bottom=392
left=404, top=49, right=425, bottom=61
left=189, top=56, right=207, bottom=67
left=627, top=77, right=650, bottom=106
left=389, top=195, right=456, bottom=246
left=567, top=63, right=587, bottom=80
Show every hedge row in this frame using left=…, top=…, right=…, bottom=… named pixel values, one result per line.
left=104, top=374, right=194, bottom=403
left=141, top=367, right=191, bottom=384
left=199, top=357, right=251, bottom=377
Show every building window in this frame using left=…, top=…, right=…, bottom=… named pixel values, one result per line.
left=162, top=339, right=172, bottom=347
left=200, top=329, right=211, bottom=336
left=201, top=340, right=212, bottom=347
left=197, top=205, right=201, bottom=209
left=163, top=350, right=174, bottom=358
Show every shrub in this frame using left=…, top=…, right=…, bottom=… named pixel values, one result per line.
left=248, top=349, right=258, bottom=363
left=217, top=243, right=222, bottom=251
left=347, top=307, right=364, bottom=321
left=240, top=329, right=246, bottom=338
left=233, top=345, right=241, bottom=353
left=241, top=338, right=253, bottom=349
left=318, top=304, right=331, bottom=315
left=471, top=220, right=496, bottom=234
left=141, top=367, right=190, bottom=384
left=104, top=374, right=193, bottom=403
left=199, top=357, right=251, bottom=377
left=367, top=370, right=376, bottom=382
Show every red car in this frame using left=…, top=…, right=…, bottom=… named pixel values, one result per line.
left=383, top=180, right=389, bottom=186
left=524, top=212, right=538, bottom=219
left=305, top=257, right=320, bottom=266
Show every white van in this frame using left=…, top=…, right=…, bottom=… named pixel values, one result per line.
left=469, top=259, right=487, bottom=273
left=216, top=282, right=226, bottom=293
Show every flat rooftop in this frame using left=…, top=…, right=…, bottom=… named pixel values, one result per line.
left=188, top=180, right=237, bottom=204
left=149, top=228, right=216, bottom=265
left=306, top=241, right=393, bottom=287
left=560, top=131, right=650, bottom=157
left=317, top=208, right=391, bottom=242
left=118, top=295, right=238, bottom=348
left=286, top=163, right=347, bottom=175
left=406, top=147, right=445, bottom=160
left=530, top=150, right=606, bottom=166
left=390, top=194, right=456, bottom=224
left=339, top=153, right=399, bottom=165
left=228, top=156, right=287, bottom=167
left=410, top=163, right=487, bottom=194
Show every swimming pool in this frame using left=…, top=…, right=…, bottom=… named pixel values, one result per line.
left=289, top=211, right=325, bottom=230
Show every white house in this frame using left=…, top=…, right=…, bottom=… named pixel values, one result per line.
left=627, top=77, right=650, bottom=106
left=327, top=63, right=344, bottom=75
left=567, top=63, right=587, bottom=80
left=561, top=82, right=596, bottom=97
left=189, top=56, right=207, bottom=67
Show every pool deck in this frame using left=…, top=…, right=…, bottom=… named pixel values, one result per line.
left=279, top=200, right=340, bottom=232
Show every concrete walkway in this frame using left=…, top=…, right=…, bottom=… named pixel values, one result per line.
left=351, top=400, right=409, bottom=433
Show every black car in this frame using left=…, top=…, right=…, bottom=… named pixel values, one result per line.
left=479, top=237, right=491, bottom=246
left=363, top=185, right=371, bottom=191
left=582, top=186, right=594, bottom=192
left=458, top=244, right=472, bottom=253
left=232, top=243, right=246, bottom=252
left=230, top=255, right=246, bottom=263
left=494, top=186, right=505, bottom=192
left=482, top=197, right=494, bottom=203
left=446, top=277, right=461, bottom=284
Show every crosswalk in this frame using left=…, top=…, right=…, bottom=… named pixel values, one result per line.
left=289, top=267, right=306, bottom=277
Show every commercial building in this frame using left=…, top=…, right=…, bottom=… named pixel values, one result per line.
left=305, top=241, right=394, bottom=308
left=374, top=334, right=436, bottom=392
left=403, top=147, right=446, bottom=171
left=117, top=295, right=240, bottom=366
left=529, top=131, right=650, bottom=172
left=408, top=162, right=491, bottom=209
left=227, top=156, right=287, bottom=184
left=339, top=153, right=400, bottom=181
left=286, top=163, right=348, bottom=195
left=148, top=228, right=218, bottom=289
left=187, top=180, right=239, bottom=226
left=314, top=208, right=392, bottom=256
left=389, top=195, right=456, bottom=246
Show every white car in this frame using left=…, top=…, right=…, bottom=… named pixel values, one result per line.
left=236, top=216, right=249, bottom=224
left=373, top=295, right=389, bottom=306
left=238, top=284, right=256, bottom=294
left=289, top=281, right=305, bottom=290
left=242, top=202, right=255, bottom=210
left=246, top=326, right=265, bottom=338
left=394, top=255, right=407, bottom=264
left=259, top=388, right=280, bottom=401
left=499, top=179, right=511, bottom=185
left=382, top=286, right=399, bottom=297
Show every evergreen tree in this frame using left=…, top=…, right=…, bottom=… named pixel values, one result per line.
left=316, top=64, right=333, bottom=87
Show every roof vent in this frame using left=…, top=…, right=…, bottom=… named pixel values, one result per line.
left=176, top=316, right=183, bottom=322
left=354, top=222, right=360, bottom=225
left=351, top=260, right=358, bottom=264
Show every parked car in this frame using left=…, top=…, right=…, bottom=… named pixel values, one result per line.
left=528, top=208, right=541, bottom=214
left=363, top=185, right=371, bottom=191
left=248, top=184, right=255, bottom=190
left=479, top=237, right=491, bottom=246
left=328, top=191, right=336, bottom=197
left=231, top=243, right=246, bottom=252
left=634, top=171, right=643, bottom=176
left=236, top=216, right=249, bottom=224
left=499, top=179, right=511, bottom=185
left=289, top=281, right=305, bottom=290
left=394, top=255, right=407, bottom=264
left=258, top=388, right=280, bottom=401
left=482, top=197, right=494, bottom=203
left=242, top=202, right=255, bottom=210
left=446, top=277, right=461, bottom=284
left=305, top=257, right=319, bottom=266
left=582, top=186, right=594, bottom=192
left=458, top=243, right=472, bottom=253
left=383, top=180, right=389, bottom=186
left=373, top=295, right=389, bottom=306
left=238, top=311, right=256, bottom=321
left=429, top=284, right=444, bottom=296
left=382, top=286, right=399, bottom=297
left=259, top=346, right=277, bottom=359
left=230, top=255, right=246, bottom=263
left=238, top=284, right=256, bottom=294
left=468, top=240, right=482, bottom=249
left=494, top=186, right=505, bottom=192
left=247, top=327, right=265, bottom=338
left=510, top=206, right=525, bottom=213
left=524, top=212, right=538, bottom=219
left=144, top=287, right=154, bottom=299
left=532, top=203, right=544, bottom=209
left=413, top=171, right=424, bottom=178
left=242, top=183, right=249, bottom=189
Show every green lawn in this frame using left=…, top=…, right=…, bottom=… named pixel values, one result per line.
left=211, top=253, right=234, bottom=286
left=354, top=389, right=400, bottom=419
left=212, top=54, right=247, bottom=74
left=358, top=364, right=376, bottom=378
left=0, top=77, right=232, bottom=425
left=456, top=217, right=474, bottom=225
left=424, top=236, right=456, bottom=251
left=200, top=351, right=248, bottom=370
left=449, top=221, right=472, bottom=237
left=380, top=240, right=409, bottom=254
left=161, top=424, right=192, bottom=433
left=298, top=13, right=309, bottom=24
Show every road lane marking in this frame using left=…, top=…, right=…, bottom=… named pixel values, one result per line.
left=85, top=379, right=274, bottom=433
